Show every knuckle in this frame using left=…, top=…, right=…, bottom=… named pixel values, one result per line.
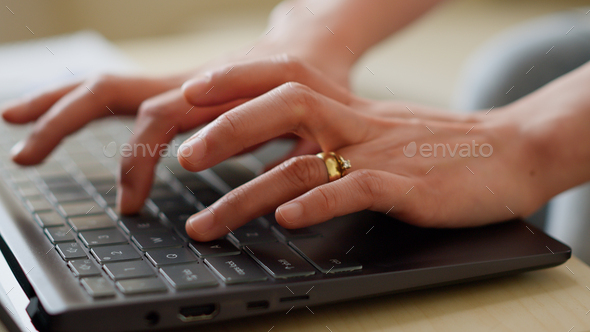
left=222, top=186, right=248, bottom=208
left=274, top=82, right=319, bottom=118
left=87, top=74, right=118, bottom=93
left=313, top=185, right=339, bottom=214
left=348, top=170, right=384, bottom=203
left=137, top=99, right=168, bottom=121
left=280, top=156, right=324, bottom=188
left=273, top=54, right=307, bottom=81
left=214, top=111, right=245, bottom=139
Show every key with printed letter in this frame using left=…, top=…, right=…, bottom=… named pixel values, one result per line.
left=146, top=247, right=197, bottom=267
left=289, top=238, right=362, bottom=274
left=91, top=244, right=141, bottom=264
left=189, top=239, right=241, bottom=258
left=68, top=259, right=101, bottom=277
left=56, top=242, right=87, bottom=260
left=245, top=242, right=316, bottom=279
left=160, top=263, right=218, bottom=290
left=79, top=228, right=128, bottom=247
left=205, top=254, right=267, bottom=284
left=68, top=214, right=116, bottom=232
left=45, top=226, right=76, bottom=244
left=103, top=260, right=156, bottom=280
left=132, top=231, right=184, bottom=251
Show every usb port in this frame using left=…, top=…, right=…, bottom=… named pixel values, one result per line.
left=279, top=295, right=309, bottom=302
left=247, top=300, right=270, bottom=310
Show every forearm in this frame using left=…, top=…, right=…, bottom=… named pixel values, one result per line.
left=500, top=61, right=590, bottom=203
left=257, top=0, right=445, bottom=84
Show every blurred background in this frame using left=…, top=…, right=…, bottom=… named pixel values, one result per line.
left=1, top=0, right=587, bottom=107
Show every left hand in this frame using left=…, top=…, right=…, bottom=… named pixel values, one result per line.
left=179, top=59, right=542, bottom=242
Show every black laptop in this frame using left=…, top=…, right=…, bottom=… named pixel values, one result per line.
left=0, top=32, right=571, bottom=332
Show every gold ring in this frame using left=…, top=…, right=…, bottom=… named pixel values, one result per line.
left=316, top=152, right=352, bottom=182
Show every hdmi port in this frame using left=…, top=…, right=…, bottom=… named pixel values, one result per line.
left=178, top=304, right=219, bottom=322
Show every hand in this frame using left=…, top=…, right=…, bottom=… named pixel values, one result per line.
left=179, top=59, right=542, bottom=241
left=1, top=12, right=355, bottom=215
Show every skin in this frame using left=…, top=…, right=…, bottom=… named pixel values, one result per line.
left=178, top=58, right=590, bottom=241
left=3, top=0, right=590, bottom=242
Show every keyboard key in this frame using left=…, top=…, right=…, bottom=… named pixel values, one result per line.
left=25, top=197, right=53, bottom=213
left=150, top=197, right=197, bottom=215
left=104, top=260, right=155, bottom=280
left=80, top=277, right=116, bottom=298
left=91, top=244, right=141, bottom=264
left=45, top=226, right=76, bottom=243
left=97, top=194, right=117, bottom=206
left=146, top=248, right=197, bottom=267
left=48, top=188, right=91, bottom=203
left=79, top=229, right=128, bottom=247
left=192, top=188, right=221, bottom=207
left=68, top=259, right=101, bottom=277
left=246, top=242, right=315, bottom=279
left=162, top=210, right=194, bottom=239
left=116, top=278, right=167, bottom=295
left=56, top=242, right=87, bottom=260
left=58, top=201, right=103, bottom=217
left=132, top=231, right=184, bottom=251
left=16, top=183, right=42, bottom=197
left=289, top=238, right=362, bottom=274
left=68, top=214, right=116, bottom=232
left=189, top=239, right=240, bottom=258
left=205, top=254, right=267, bottom=284
left=44, top=176, right=79, bottom=190
left=118, top=213, right=166, bottom=234
left=271, top=225, right=320, bottom=240
left=149, top=185, right=178, bottom=200
left=182, top=178, right=209, bottom=193
left=160, top=263, right=218, bottom=290
left=228, top=225, right=277, bottom=246
left=210, top=160, right=256, bottom=189
left=35, top=211, right=66, bottom=227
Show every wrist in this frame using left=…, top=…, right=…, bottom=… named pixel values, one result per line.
left=252, top=1, right=358, bottom=87
left=494, top=99, right=590, bottom=208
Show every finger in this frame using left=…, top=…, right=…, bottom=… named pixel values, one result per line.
left=263, top=139, right=320, bottom=172
left=185, top=155, right=328, bottom=241
left=2, top=82, right=80, bottom=123
left=11, top=75, right=179, bottom=165
left=275, top=170, right=410, bottom=228
left=182, top=55, right=350, bottom=107
left=178, top=82, right=370, bottom=172
left=117, top=89, right=245, bottom=214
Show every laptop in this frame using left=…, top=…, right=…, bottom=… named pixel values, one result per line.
left=0, top=33, right=571, bottom=332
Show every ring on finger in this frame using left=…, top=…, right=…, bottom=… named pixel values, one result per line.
left=316, top=152, right=351, bottom=182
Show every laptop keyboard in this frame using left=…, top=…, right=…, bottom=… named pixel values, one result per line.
left=0, top=118, right=361, bottom=299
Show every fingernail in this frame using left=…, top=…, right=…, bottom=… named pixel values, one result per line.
left=179, top=136, right=206, bottom=165
left=182, top=74, right=212, bottom=96
left=188, top=210, right=216, bottom=236
left=278, top=202, right=303, bottom=224
left=10, top=140, right=26, bottom=158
